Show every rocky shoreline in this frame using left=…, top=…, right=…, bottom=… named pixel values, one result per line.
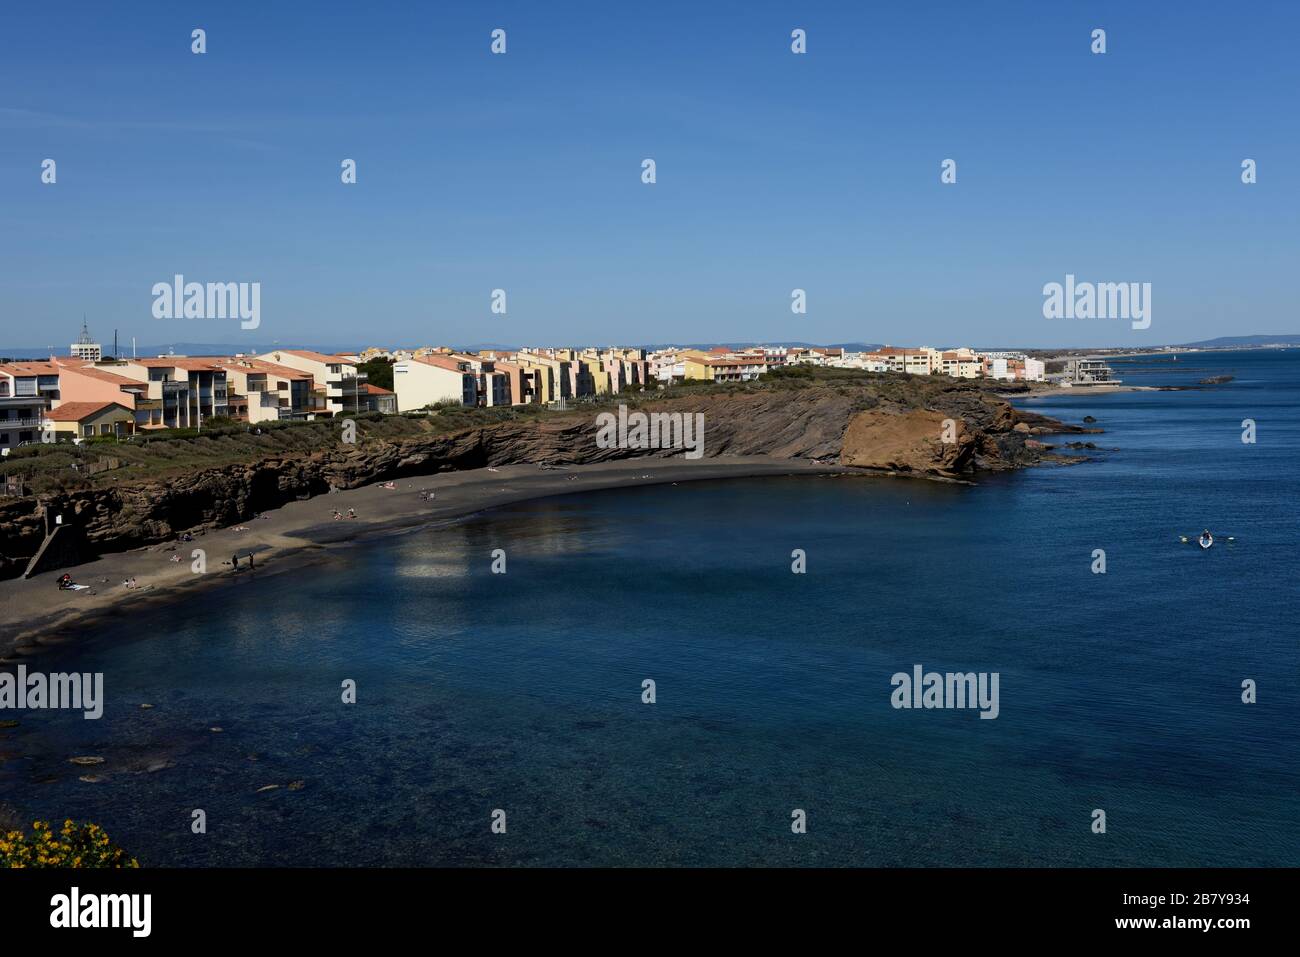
left=0, top=379, right=1095, bottom=583
left=0, top=376, right=1103, bottom=656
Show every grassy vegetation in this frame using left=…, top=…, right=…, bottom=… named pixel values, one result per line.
left=0, top=407, right=549, bottom=495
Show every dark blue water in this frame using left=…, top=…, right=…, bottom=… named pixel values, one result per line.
left=2, top=350, right=1297, bottom=866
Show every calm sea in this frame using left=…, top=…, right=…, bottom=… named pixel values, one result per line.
left=2, top=349, right=1297, bottom=866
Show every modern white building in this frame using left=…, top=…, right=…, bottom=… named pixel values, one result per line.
left=392, top=354, right=477, bottom=411
left=257, top=350, right=366, bottom=415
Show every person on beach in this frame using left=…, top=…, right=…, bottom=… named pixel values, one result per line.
left=248, top=552, right=255, bottom=569
left=232, top=553, right=239, bottom=570
left=347, top=507, right=356, bottom=519
left=332, top=509, right=342, bottom=520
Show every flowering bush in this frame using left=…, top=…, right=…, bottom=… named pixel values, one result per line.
left=0, top=820, right=138, bottom=868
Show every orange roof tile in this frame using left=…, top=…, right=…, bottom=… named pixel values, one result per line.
left=279, top=349, right=351, bottom=365
left=412, top=354, right=472, bottom=373
left=0, top=361, right=61, bottom=375
left=217, top=358, right=312, bottom=380
left=46, top=400, right=132, bottom=422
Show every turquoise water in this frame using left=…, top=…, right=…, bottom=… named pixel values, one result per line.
left=2, top=350, right=1297, bottom=866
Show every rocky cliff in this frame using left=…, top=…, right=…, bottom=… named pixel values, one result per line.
left=0, top=378, right=1091, bottom=577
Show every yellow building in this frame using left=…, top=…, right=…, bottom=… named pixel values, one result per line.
left=44, top=400, right=135, bottom=440
left=681, top=355, right=716, bottom=381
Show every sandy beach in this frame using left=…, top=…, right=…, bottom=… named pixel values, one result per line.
left=0, top=455, right=847, bottom=657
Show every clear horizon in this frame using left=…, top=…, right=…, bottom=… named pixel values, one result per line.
left=2, top=1, right=1296, bottom=349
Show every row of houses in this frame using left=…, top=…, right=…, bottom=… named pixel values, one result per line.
left=1, top=325, right=1060, bottom=453
left=644, top=345, right=1046, bottom=383
left=0, top=336, right=660, bottom=449
left=392, top=347, right=652, bottom=412
left=0, top=344, right=394, bottom=451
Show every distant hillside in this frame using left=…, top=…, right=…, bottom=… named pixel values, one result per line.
left=1178, top=334, right=1300, bottom=348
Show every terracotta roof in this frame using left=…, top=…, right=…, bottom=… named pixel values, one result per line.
left=45, top=400, right=131, bottom=422
left=0, top=361, right=61, bottom=375
left=61, top=365, right=143, bottom=385
left=218, top=358, right=312, bottom=380
left=135, top=357, right=226, bottom=371
left=411, top=354, right=471, bottom=374
left=273, top=349, right=350, bottom=366
left=360, top=383, right=393, bottom=395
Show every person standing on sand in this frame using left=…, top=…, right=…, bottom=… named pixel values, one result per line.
left=248, top=552, right=255, bottom=569
left=232, top=553, right=239, bottom=570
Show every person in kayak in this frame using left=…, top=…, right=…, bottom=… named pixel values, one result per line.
left=1199, top=529, right=1213, bottom=548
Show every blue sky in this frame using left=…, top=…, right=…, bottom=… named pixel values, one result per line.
left=1, top=1, right=1296, bottom=350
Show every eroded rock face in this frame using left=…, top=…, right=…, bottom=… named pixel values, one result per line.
left=842, top=408, right=971, bottom=475
left=0, top=378, right=1089, bottom=575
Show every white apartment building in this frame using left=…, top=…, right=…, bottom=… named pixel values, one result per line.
left=392, top=354, right=477, bottom=411
left=258, top=350, right=366, bottom=415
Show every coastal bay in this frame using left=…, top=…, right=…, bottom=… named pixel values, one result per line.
left=1, top=351, right=1295, bottom=868
left=0, top=456, right=846, bottom=655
